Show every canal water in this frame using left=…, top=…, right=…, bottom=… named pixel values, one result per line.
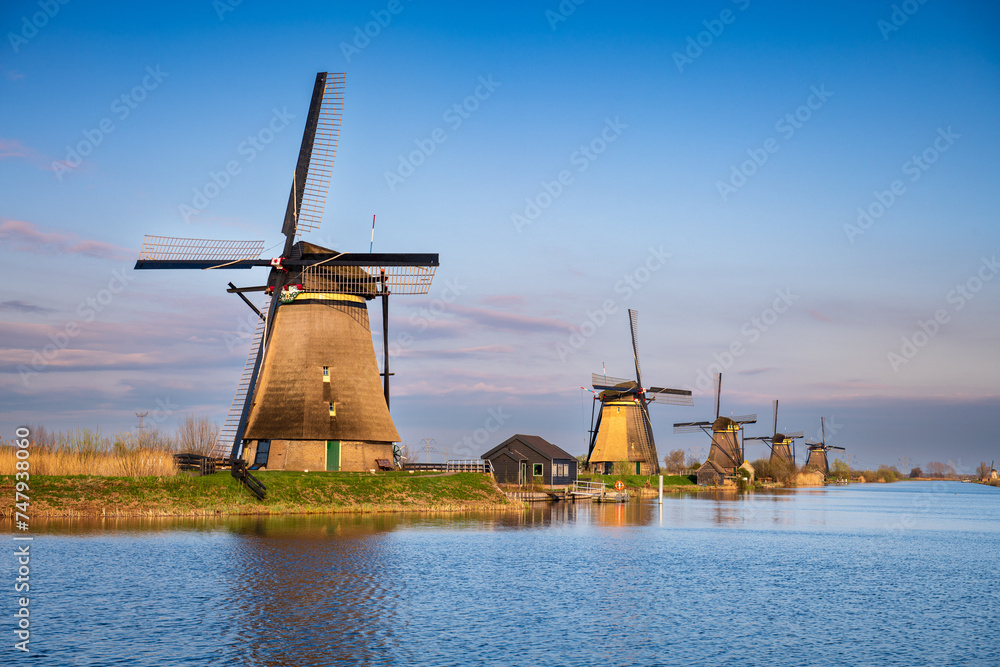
left=5, top=481, right=999, bottom=666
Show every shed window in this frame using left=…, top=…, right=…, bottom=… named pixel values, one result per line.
left=328, top=402, right=336, bottom=417
left=322, top=366, right=330, bottom=382
left=533, top=463, right=543, bottom=477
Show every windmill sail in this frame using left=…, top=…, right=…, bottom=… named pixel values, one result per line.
left=212, top=298, right=269, bottom=458
left=629, top=309, right=643, bottom=389
left=283, top=72, right=345, bottom=239
left=136, top=236, right=265, bottom=269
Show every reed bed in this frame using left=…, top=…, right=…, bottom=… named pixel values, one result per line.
left=0, top=426, right=179, bottom=477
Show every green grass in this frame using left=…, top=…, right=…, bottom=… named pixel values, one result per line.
left=0, top=471, right=515, bottom=517
left=579, top=473, right=697, bottom=488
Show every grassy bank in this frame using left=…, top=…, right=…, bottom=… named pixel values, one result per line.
left=0, top=471, right=516, bottom=517
left=579, top=473, right=699, bottom=492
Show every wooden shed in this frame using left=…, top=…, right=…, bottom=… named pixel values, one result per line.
left=696, top=459, right=728, bottom=486
left=483, top=434, right=577, bottom=486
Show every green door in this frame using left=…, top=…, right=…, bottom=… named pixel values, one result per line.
left=636, top=461, right=641, bottom=475
left=326, top=440, right=340, bottom=471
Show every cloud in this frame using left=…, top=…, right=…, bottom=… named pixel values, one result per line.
left=399, top=345, right=516, bottom=359
left=0, top=65, right=24, bottom=81
left=808, top=309, right=833, bottom=322
left=0, top=347, right=162, bottom=372
left=0, top=300, right=56, bottom=314
left=447, top=304, right=571, bottom=334
left=738, top=367, right=773, bottom=376
left=0, top=138, right=53, bottom=171
left=0, top=219, right=133, bottom=261
left=478, top=294, right=526, bottom=308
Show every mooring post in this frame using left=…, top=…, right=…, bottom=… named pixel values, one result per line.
left=658, top=475, right=663, bottom=505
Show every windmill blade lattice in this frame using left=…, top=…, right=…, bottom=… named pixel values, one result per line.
left=138, top=236, right=265, bottom=264
left=628, top=308, right=642, bottom=388
left=211, top=295, right=270, bottom=458
left=302, top=263, right=436, bottom=296
left=591, top=373, right=639, bottom=392
left=647, top=386, right=694, bottom=406
left=713, top=372, right=721, bottom=419
left=287, top=73, right=345, bottom=237
left=674, top=421, right=711, bottom=434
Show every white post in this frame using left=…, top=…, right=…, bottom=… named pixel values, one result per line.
left=658, top=475, right=663, bottom=505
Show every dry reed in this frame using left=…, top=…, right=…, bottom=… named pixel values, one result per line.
left=0, top=427, right=178, bottom=477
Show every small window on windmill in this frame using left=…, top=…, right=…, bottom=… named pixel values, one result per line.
left=328, top=401, right=336, bottom=417
left=322, top=366, right=330, bottom=382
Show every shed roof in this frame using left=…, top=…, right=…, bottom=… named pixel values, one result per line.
left=493, top=448, right=528, bottom=461
left=482, top=434, right=574, bottom=462
left=698, top=460, right=727, bottom=475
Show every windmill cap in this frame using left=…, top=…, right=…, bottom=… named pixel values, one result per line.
left=712, top=416, right=735, bottom=430
left=600, top=380, right=639, bottom=399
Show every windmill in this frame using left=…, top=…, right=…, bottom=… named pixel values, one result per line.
left=134, top=72, right=439, bottom=484
left=804, top=417, right=844, bottom=476
left=743, top=400, right=804, bottom=465
left=673, top=373, right=756, bottom=484
left=585, top=310, right=693, bottom=476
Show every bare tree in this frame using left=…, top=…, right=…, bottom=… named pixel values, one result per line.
left=926, top=460, right=956, bottom=479
left=663, top=449, right=687, bottom=474
left=176, top=415, right=219, bottom=455
left=976, top=462, right=991, bottom=479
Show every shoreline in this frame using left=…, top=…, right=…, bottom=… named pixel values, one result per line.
left=5, top=473, right=985, bottom=521
left=0, top=470, right=520, bottom=519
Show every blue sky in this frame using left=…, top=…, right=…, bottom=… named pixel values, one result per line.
left=1, top=0, right=998, bottom=471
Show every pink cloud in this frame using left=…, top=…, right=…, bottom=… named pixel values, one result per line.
left=479, top=294, right=526, bottom=307
left=0, top=65, right=24, bottom=81
left=808, top=309, right=833, bottom=322
left=0, top=219, right=133, bottom=261
left=447, top=304, right=572, bottom=334
left=398, top=345, right=516, bottom=359
left=0, top=138, right=54, bottom=171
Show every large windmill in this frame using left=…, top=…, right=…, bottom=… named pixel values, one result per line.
left=585, top=310, right=693, bottom=475
left=135, top=72, right=438, bottom=480
left=673, top=373, right=757, bottom=485
left=804, top=417, right=845, bottom=476
left=744, top=400, right=804, bottom=465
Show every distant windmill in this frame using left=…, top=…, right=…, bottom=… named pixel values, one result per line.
left=804, top=417, right=845, bottom=476
left=743, top=400, right=804, bottom=465
left=586, top=310, right=693, bottom=475
left=673, top=373, right=756, bottom=484
left=134, top=72, right=439, bottom=485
